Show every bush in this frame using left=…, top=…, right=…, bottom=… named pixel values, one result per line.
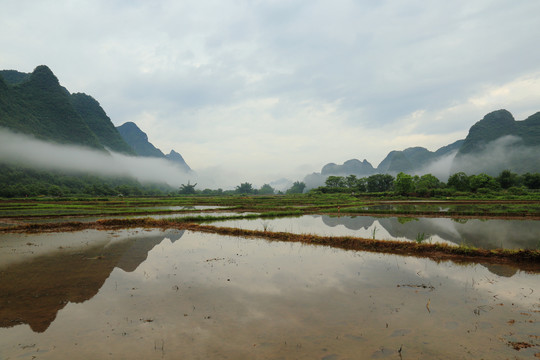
left=507, top=186, right=527, bottom=195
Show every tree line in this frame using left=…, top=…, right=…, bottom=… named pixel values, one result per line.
left=314, top=170, right=540, bottom=196
left=0, top=164, right=173, bottom=198
left=179, top=181, right=307, bottom=195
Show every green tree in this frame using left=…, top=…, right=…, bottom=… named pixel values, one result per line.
left=325, top=176, right=345, bottom=188
left=415, top=173, right=442, bottom=195
left=345, top=175, right=358, bottom=189
left=366, top=174, right=394, bottom=192
left=469, top=173, right=500, bottom=192
left=258, top=184, right=275, bottom=195
left=522, top=173, right=540, bottom=189
left=179, top=181, right=197, bottom=194
left=236, top=182, right=254, bottom=194
left=496, top=170, right=518, bottom=189
left=48, top=185, right=63, bottom=197
left=356, top=177, right=367, bottom=192
left=447, top=172, right=470, bottom=192
left=286, top=181, right=306, bottom=194
left=394, top=172, right=415, bottom=195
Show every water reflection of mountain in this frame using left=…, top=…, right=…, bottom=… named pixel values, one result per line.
left=322, top=216, right=375, bottom=230
left=0, top=230, right=184, bottom=333
left=321, top=215, right=540, bottom=250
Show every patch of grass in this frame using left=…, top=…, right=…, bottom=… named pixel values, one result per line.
left=165, top=210, right=303, bottom=224
left=415, top=232, right=429, bottom=244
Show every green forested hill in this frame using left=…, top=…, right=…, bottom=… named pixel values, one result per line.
left=0, top=65, right=104, bottom=149
left=116, top=121, right=165, bottom=158
left=0, top=69, right=30, bottom=84
left=116, top=121, right=192, bottom=172
left=457, top=109, right=517, bottom=155
left=0, top=164, right=173, bottom=197
left=456, top=109, right=540, bottom=155
left=451, top=109, right=540, bottom=174
left=518, top=112, right=540, bottom=147
left=376, top=140, right=464, bottom=174
left=0, top=65, right=184, bottom=197
left=71, top=93, right=135, bottom=154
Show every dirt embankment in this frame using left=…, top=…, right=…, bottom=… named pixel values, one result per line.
left=2, top=218, right=539, bottom=273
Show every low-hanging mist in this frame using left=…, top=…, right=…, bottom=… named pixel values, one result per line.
left=450, top=136, right=540, bottom=176
left=304, top=135, right=540, bottom=189
left=0, top=129, right=197, bottom=188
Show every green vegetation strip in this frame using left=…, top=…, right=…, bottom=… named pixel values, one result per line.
left=164, top=210, right=302, bottom=223
left=2, top=217, right=538, bottom=272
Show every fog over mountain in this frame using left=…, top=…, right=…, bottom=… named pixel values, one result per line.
left=306, top=109, right=540, bottom=188
left=0, top=129, right=193, bottom=187
left=2, top=1, right=540, bottom=186
left=1, top=65, right=539, bottom=191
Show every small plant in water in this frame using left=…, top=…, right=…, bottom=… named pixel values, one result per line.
left=261, top=221, right=271, bottom=232
left=371, top=225, right=378, bottom=240
left=415, top=232, right=429, bottom=244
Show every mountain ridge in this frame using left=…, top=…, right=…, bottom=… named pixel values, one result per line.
left=117, top=121, right=191, bottom=172
left=308, top=109, right=539, bottom=187
left=0, top=65, right=191, bottom=172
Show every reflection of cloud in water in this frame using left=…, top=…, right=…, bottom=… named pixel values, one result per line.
left=214, top=215, right=540, bottom=249
left=322, top=215, right=375, bottom=230
left=0, top=229, right=185, bottom=333
left=322, top=215, right=540, bottom=250
left=1, top=232, right=536, bottom=359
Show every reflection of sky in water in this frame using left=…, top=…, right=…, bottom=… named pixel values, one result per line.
left=137, top=205, right=227, bottom=211
left=0, top=231, right=538, bottom=359
left=20, top=212, right=249, bottom=224
left=210, top=215, right=540, bottom=249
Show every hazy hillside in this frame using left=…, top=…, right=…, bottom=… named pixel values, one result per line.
left=0, top=66, right=104, bottom=149
left=451, top=109, right=540, bottom=174
left=307, top=109, right=539, bottom=187
left=377, top=140, right=464, bottom=174
left=321, top=159, right=375, bottom=176
left=71, top=93, right=135, bottom=155
left=0, top=65, right=192, bottom=196
left=116, top=122, right=165, bottom=158
left=117, top=122, right=191, bottom=172
left=166, top=150, right=192, bottom=172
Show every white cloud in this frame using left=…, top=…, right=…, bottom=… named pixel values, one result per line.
left=1, top=0, right=540, bottom=185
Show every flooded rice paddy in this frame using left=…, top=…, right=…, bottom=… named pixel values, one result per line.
left=210, top=215, right=540, bottom=250
left=0, top=229, right=539, bottom=359
left=16, top=212, right=252, bottom=225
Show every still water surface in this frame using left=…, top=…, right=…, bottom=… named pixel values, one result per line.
left=0, top=229, right=538, bottom=359
left=210, top=215, right=540, bottom=249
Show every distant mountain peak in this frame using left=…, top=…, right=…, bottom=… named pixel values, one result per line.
left=117, top=122, right=163, bottom=157
left=483, top=109, right=514, bottom=123
left=116, top=122, right=191, bottom=172
left=166, top=150, right=192, bottom=172
left=457, top=109, right=518, bottom=155
left=321, top=158, right=375, bottom=176
left=27, top=65, right=60, bottom=90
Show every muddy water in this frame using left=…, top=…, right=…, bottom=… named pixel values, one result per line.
left=210, top=215, right=540, bottom=249
left=0, top=231, right=539, bottom=359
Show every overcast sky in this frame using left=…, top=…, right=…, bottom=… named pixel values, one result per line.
left=1, top=0, right=540, bottom=187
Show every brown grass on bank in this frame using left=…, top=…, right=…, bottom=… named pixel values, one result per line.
left=2, top=218, right=539, bottom=272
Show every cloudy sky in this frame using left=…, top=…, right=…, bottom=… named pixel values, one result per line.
left=1, top=0, right=540, bottom=187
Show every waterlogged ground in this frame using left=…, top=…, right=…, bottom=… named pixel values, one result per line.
left=210, top=215, right=540, bottom=250
left=0, top=230, right=539, bottom=359
left=14, top=212, right=253, bottom=225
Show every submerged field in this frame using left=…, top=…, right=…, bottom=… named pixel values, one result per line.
left=0, top=195, right=539, bottom=359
